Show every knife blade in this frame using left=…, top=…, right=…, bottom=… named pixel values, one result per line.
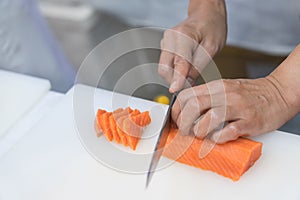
left=145, top=91, right=178, bottom=188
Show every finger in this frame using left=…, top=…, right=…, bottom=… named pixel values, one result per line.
left=211, top=120, right=248, bottom=144
left=160, top=29, right=176, bottom=53
left=181, top=80, right=227, bottom=106
left=172, top=86, right=209, bottom=116
left=188, top=66, right=200, bottom=81
left=172, top=88, right=203, bottom=123
left=183, top=76, right=196, bottom=89
left=170, top=56, right=191, bottom=93
left=182, top=67, right=200, bottom=88
left=176, top=98, right=201, bottom=135
left=192, top=107, right=229, bottom=139
left=172, top=85, right=226, bottom=121
left=162, top=28, right=200, bottom=65
left=158, top=50, right=174, bottom=84
left=174, top=95, right=212, bottom=135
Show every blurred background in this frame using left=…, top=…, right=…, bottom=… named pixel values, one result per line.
left=0, top=0, right=299, bottom=134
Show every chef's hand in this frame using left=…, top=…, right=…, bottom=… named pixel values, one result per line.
left=171, top=77, right=295, bottom=144
left=158, top=0, right=227, bottom=93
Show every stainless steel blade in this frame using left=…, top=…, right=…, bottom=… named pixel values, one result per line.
left=145, top=92, right=178, bottom=188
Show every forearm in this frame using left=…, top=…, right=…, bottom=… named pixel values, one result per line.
left=159, top=0, right=227, bottom=92
left=267, top=44, right=300, bottom=116
left=186, top=0, right=227, bottom=53
left=188, top=0, right=226, bottom=18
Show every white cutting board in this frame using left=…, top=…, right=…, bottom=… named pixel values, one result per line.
left=0, top=84, right=299, bottom=200
left=0, top=70, right=51, bottom=137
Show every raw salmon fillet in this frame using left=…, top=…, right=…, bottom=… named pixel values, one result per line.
left=95, top=107, right=151, bottom=150
left=162, top=128, right=262, bottom=181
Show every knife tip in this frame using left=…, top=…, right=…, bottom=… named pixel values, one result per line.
left=145, top=172, right=152, bottom=189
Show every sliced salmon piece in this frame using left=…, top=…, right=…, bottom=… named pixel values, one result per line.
left=95, top=109, right=107, bottom=137
left=116, top=115, right=130, bottom=145
left=102, top=112, right=113, bottom=141
left=162, top=128, right=262, bottom=181
left=108, top=114, right=118, bottom=142
left=96, top=113, right=104, bottom=137
left=95, top=107, right=151, bottom=150
left=136, top=111, right=151, bottom=126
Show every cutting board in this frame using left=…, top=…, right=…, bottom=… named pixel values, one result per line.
left=0, top=70, right=51, bottom=138
left=0, top=84, right=299, bottom=200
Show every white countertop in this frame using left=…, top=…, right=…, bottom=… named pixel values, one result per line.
left=0, top=70, right=64, bottom=159
left=0, top=70, right=51, bottom=137
left=0, top=91, right=64, bottom=159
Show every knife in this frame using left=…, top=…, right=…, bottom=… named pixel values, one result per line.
left=145, top=91, right=178, bottom=188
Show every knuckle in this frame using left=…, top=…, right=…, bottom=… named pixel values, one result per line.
left=179, top=87, right=192, bottom=98
left=202, top=42, right=220, bottom=57
left=196, top=96, right=206, bottom=111
left=163, top=29, right=173, bottom=38
left=187, top=98, right=200, bottom=111
left=209, top=109, right=224, bottom=123
left=177, top=90, right=186, bottom=101
left=228, top=124, right=241, bottom=138
left=256, top=94, right=269, bottom=105
left=222, top=79, right=231, bottom=89
left=235, top=79, right=242, bottom=85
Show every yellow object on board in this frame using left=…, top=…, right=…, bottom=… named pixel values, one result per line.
left=154, top=95, right=170, bottom=105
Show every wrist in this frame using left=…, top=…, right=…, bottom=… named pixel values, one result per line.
left=267, top=45, right=300, bottom=114
left=266, top=74, right=300, bottom=117
left=188, top=0, right=226, bottom=18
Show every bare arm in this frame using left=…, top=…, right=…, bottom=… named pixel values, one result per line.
left=267, top=44, right=300, bottom=116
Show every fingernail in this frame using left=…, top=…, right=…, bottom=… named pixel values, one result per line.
left=169, top=81, right=178, bottom=93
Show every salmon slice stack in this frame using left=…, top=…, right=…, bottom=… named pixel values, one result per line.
left=162, top=128, right=263, bottom=181
left=95, top=107, right=151, bottom=150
